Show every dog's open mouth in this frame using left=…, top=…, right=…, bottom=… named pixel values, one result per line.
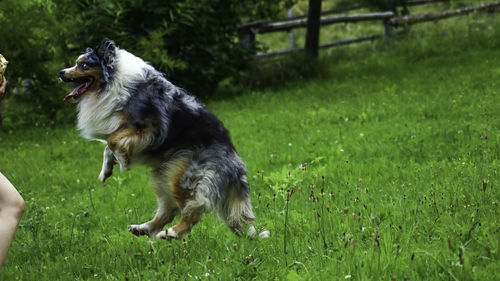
left=63, top=76, right=94, bottom=102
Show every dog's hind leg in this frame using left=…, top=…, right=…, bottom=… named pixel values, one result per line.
left=131, top=154, right=197, bottom=239
left=156, top=165, right=214, bottom=240
left=156, top=201, right=204, bottom=240
left=129, top=192, right=178, bottom=237
left=98, top=145, right=116, bottom=182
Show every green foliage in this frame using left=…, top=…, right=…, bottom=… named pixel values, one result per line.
left=337, top=0, right=408, bottom=15
left=363, top=0, right=409, bottom=13
left=242, top=52, right=329, bottom=89
left=60, top=0, right=294, bottom=96
left=0, top=0, right=74, bottom=127
left=0, top=0, right=293, bottom=127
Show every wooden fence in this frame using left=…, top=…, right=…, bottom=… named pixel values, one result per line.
left=238, top=1, right=500, bottom=58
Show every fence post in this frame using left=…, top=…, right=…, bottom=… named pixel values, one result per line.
left=288, top=8, right=295, bottom=50
left=240, top=30, right=255, bottom=49
left=238, top=20, right=266, bottom=49
left=305, top=0, right=322, bottom=57
left=384, top=19, right=392, bottom=45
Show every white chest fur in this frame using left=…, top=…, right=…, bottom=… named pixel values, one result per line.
left=77, top=91, right=122, bottom=141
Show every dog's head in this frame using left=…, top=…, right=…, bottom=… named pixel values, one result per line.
left=60, top=39, right=117, bottom=102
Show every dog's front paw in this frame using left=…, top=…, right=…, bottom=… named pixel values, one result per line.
left=128, top=223, right=152, bottom=237
left=156, top=228, right=179, bottom=240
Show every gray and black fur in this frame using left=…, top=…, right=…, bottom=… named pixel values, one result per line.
left=60, top=40, right=256, bottom=239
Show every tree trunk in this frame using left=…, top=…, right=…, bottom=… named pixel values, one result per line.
left=305, top=0, right=322, bottom=57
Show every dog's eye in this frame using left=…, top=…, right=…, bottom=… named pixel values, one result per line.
left=78, top=63, right=89, bottom=70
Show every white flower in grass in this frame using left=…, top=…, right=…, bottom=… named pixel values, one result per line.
left=345, top=275, right=352, bottom=279
left=360, top=133, right=364, bottom=137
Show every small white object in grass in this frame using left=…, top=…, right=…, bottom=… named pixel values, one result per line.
left=345, top=275, right=352, bottom=279
left=259, top=229, right=270, bottom=239
left=247, top=226, right=270, bottom=239
left=247, top=225, right=256, bottom=237
left=360, top=133, right=364, bottom=137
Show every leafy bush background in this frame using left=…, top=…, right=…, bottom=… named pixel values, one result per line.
left=0, top=0, right=294, bottom=128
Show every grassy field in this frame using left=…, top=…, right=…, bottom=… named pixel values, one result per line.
left=1, top=17, right=500, bottom=281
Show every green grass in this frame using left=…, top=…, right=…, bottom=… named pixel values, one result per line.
left=1, top=21, right=500, bottom=281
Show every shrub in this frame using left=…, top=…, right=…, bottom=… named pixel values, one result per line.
left=0, top=0, right=293, bottom=127
left=59, top=0, right=294, bottom=97
left=0, top=0, right=73, bottom=128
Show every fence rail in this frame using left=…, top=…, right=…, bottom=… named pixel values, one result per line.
left=256, top=12, right=394, bottom=33
left=256, top=34, right=383, bottom=58
left=389, top=1, right=500, bottom=26
left=239, top=1, right=500, bottom=58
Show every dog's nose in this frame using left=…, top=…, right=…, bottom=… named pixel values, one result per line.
left=59, top=70, right=65, bottom=79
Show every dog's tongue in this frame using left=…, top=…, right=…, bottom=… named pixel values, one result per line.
left=63, top=84, right=85, bottom=102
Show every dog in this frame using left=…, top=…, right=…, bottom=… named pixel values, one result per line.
left=59, top=39, right=258, bottom=240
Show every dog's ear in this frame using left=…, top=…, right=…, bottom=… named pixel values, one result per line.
left=96, top=39, right=117, bottom=83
